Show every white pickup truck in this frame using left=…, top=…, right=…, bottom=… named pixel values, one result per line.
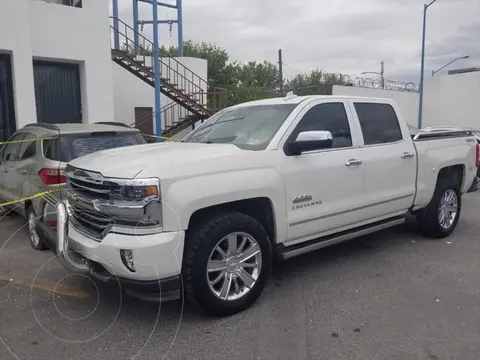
left=37, top=94, right=479, bottom=316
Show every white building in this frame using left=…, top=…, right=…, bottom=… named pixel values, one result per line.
left=333, top=70, right=480, bottom=129
left=0, top=0, right=208, bottom=142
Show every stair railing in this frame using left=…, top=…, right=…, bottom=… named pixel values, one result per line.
left=110, top=17, right=209, bottom=112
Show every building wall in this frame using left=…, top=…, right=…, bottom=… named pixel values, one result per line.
left=0, top=0, right=37, bottom=129
left=112, top=56, right=208, bottom=134
left=30, top=0, right=115, bottom=124
left=422, top=71, right=480, bottom=128
left=0, top=0, right=114, bottom=131
left=333, top=71, right=480, bottom=129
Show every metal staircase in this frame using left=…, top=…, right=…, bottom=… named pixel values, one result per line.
left=110, top=17, right=227, bottom=137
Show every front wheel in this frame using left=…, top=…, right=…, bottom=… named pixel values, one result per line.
left=416, top=177, right=462, bottom=238
left=183, top=212, right=272, bottom=316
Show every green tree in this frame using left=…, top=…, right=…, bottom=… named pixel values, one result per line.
left=284, top=69, right=348, bottom=96
left=161, top=41, right=230, bottom=89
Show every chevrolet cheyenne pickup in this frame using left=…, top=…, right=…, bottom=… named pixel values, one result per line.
left=36, top=94, right=480, bottom=316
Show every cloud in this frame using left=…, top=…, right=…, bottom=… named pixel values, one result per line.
left=117, top=0, right=480, bottom=82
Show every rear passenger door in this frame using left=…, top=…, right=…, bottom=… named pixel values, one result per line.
left=0, top=133, right=25, bottom=205
left=7, top=133, right=38, bottom=204
left=349, top=100, right=417, bottom=219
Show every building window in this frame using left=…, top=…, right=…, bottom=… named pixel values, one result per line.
left=42, top=0, right=82, bottom=8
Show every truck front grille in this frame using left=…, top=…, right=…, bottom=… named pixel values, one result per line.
left=70, top=204, right=113, bottom=240
left=65, top=165, right=119, bottom=240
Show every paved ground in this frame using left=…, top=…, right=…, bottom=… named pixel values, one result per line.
left=0, top=193, right=479, bottom=360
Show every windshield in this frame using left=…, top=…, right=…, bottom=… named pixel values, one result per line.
left=182, top=104, right=298, bottom=150
left=43, top=132, right=146, bottom=162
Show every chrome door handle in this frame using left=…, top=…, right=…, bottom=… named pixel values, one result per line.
left=401, top=152, right=415, bottom=159
left=20, top=170, right=27, bottom=175
left=345, top=159, right=363, bottom=166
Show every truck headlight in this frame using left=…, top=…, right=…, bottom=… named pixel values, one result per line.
left=114, top=184, right=159, bottom=201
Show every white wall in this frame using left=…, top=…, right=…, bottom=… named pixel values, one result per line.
left=30, top=0, right=115, bottom=124
left=333, top=85, right=419, bottom=127
left=333, top=71, right=480, bottom=129
left=422, top=72, right=480, bottom=128
left=112, top=56, right=208, bottom=134
left=0, top=0, right=38, bottom=129
left=0, top=0, right=114, bottom=131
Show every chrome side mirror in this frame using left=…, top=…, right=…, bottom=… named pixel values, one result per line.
left=285, top=130, right=333, bottom=156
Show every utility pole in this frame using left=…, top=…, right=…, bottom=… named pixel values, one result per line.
left=380, top=60, right=385, bottom=89
left=361, top=61, right=385, bottom=89
left=278, top=49, right=284, bottom=96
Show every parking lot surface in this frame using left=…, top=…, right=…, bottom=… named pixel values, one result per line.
left=1, top=192, right=479, bottom=360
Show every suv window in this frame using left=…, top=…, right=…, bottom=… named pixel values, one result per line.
left=18, top=133, right=37, bottom=160
left=43, top=131, right=146, bottom=162
left=291, top=102, right=352, bottom=148
left=1, top=133, right=25, bottom=161
left=354, top=103, right=402, bottom=145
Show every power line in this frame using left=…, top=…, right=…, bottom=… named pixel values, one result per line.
left=282, top=62, right=305, bottom=75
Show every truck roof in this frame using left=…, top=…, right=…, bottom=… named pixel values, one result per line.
left=232, top=94, right=395, bottom=108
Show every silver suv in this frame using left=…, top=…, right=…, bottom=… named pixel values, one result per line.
left=0, top=122, right=146, bottom=250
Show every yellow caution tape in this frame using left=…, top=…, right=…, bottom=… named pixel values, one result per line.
left=0, top=188, right=64, bottom=208
left=0, top=137, right=58, bottom=145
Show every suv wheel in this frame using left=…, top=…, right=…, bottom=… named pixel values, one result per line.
left=183, top=212, right=272, bottom=316
left=27, top=205, right=47, bottom=251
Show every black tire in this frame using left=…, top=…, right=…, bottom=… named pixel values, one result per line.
left=26, top=205, right=48, bottom=251
left=416, top=176, right=462, bottom=238
left=182, top=212, right=272, bottom=317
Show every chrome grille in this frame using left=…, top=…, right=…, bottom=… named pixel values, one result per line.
left=64, top=165, right=162, bottom=239
left=65, top=166, right=119, bottom=240
left=70, top=204, right=113, bottom=239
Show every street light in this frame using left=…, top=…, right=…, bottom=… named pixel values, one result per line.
left=432, top=55, right=470, bottom=76
left=418, top=0, right=438, bottom=129
left=361, top=61, right=385, bottom=89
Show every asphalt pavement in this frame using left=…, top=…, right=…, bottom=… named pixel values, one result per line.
left=1, top=192, right=479, bottom=360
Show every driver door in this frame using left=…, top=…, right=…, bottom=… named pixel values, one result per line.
left=281, top=100, right=367, bottom=243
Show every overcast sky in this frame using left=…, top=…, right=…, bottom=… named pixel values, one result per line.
left=117, top=0, right=480, bottom=82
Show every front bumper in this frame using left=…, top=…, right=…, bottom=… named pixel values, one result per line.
left=36, top=202, right=184, bottom=302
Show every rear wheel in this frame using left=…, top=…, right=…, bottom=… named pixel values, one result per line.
left=416, top=177, right=461, bottom=238
left=183, top=212, right=272, bottom=316
left=27, top=205, right=48, bottom=251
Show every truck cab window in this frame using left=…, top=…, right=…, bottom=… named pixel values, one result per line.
left=292, top=103, right=352, bottom=148
left=354, top=103, right=403, bottom=145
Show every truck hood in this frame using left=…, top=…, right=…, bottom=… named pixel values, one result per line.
left=68, top=142, right=244, bottom=179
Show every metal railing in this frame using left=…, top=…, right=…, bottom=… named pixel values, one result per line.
left=110, top=17, right=209, bottom=111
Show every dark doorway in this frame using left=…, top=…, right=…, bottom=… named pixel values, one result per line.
left=135, top=107, right=153, bottom=141
left=0, top=54, right=16, bottom=142
left=33, top=60, right=82, bottom=124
